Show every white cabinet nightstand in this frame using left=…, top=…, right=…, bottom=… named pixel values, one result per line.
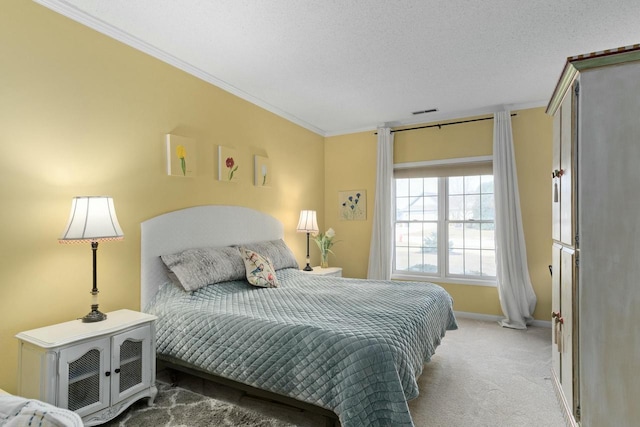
left=16, top=309, right=157, bottom=426
left=302, top=267, right=343, bottom=277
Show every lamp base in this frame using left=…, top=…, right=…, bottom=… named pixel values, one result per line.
left=303, top=264, right=313, bottom=271
left=82, top=305, right=107, bottom=323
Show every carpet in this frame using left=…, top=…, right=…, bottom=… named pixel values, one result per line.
left=103, top=382, right=294, bottom=427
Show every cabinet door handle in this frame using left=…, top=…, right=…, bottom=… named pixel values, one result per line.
left=114, top=368, right=121, bottom=374
left=105, top=371, right=111, bottom=377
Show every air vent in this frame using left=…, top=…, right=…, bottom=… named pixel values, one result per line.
left=412, top=108, right=438, bottom=115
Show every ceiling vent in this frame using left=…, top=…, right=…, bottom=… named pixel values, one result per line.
left=412, top=108, right=438, bottom=115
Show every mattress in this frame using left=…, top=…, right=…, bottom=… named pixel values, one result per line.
left=146, top=268, right=457, bottom=426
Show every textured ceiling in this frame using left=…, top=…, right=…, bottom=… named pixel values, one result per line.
left=35, top=0, right=640, bottom=136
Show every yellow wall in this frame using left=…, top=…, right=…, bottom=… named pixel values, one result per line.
left=324, top=108, right=552, bottom=320
left=0, top=0, right=553, bottom=395
left=0, top=0, right=324, bottom=393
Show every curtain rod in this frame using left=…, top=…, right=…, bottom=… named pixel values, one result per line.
left=375, top=113, right=517, bottom=134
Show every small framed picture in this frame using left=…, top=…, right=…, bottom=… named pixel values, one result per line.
left=339, top=190, right=366, bottom=220
left=218, top=146, right=239, bottom=182
left=166, top=134, right=196, bottom=177
left=254, top=155, right=271, bottom=187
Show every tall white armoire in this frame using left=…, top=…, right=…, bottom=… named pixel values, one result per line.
left=547, top=45, right=640, bottom=427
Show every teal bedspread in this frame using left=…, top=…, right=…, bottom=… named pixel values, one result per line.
left=146, top=268, right=457, bottom=426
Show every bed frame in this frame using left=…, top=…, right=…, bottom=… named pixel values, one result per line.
left=140, top=205, right=338, bottom=425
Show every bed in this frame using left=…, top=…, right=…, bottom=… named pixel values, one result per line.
left=0, top=392, right=83, bottom=427
left=141, top=205, right=457, bottom=427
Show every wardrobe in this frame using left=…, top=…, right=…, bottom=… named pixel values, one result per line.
left=547, top=45, right=640, bottom=427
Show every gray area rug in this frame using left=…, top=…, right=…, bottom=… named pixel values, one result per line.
left=103, top=382, right=294, bottom=427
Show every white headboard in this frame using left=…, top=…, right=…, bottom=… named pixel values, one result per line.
left=140, top=205, right=284, bottom=309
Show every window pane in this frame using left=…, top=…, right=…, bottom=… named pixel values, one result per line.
left=423, top=195, right=438, bottom=220
left=394, top=245, right=409, bottom=271
left=464, top=223, right=481, bottom=249
left=465, top=176, right=481, bottom=194
left=424, top=177, right=438, bottom=194
left=409, top=178, right=423, bottom=197
left=395, top=223, right=407, bottom=246
left=407, top=222, right=423, bottom=246
left=449, top=195, right=464, bottom=220
left=449, top=247, right=464, bottom=274
left=408, top=250, right=423, bottom=272
left=422, top=223, right=438, bottom=253
left=481, top=175, right=494, bottom=193
left=464, top=249, right=481, bottom=275
left=465, top=194, right=480, bottom=220
left=396, top=197, right=409, bottom=220
left=481, top=194, right=495, bottom=221
left=448, top=223, right=463, bottom=250
left=396, top=179, right=409, bottom=197
left=409, top=199, right=424, bottom=221
left=421, top=252, right=438, bottom=273
left=481, top=249, right=496, bottom=276
left=481, top=223, right=495, bottom=250
left=449, top=176, right=464, bottom=195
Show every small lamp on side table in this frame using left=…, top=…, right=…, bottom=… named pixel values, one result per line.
left=296, top=210, right=319, bottom=271
left=59, top=196, right=124, bottom=322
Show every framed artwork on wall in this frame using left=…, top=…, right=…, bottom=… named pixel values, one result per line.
left=166, top=134, right=196, bottom=177
left=254, top=155, right=271, bottom=187
left=218, top=146, right=239, bottom=182
left=339, top=190, right=366, bottom=220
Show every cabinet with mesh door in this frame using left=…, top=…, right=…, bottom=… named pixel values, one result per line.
left=16, top=309, right=157, bottom=426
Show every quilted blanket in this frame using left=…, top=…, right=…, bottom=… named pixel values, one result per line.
left=0, top=395, right=83, bottom=427
left=146, top=268, right=457, bottom=427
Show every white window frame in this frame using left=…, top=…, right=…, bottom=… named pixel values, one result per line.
left=392, top=156, right=497, bottom=287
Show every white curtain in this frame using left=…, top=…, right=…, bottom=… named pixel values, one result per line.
left=493, top=111, right=537, bottom=329
left=367, top=127, right=394, bottom=280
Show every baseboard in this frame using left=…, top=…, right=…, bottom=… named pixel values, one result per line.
left=454, top=311, right=552, bottom=328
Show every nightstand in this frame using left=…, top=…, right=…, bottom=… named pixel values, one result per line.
left=15, top=309, right=157, bottom=426
left=302, top=266, right=343, bottom=277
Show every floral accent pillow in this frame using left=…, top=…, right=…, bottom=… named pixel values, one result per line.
left=239, top=247, right=279, bottom=288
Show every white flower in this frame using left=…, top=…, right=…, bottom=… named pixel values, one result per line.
left=326, top=228, right=335, bottom=238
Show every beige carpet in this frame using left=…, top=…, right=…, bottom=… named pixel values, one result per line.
left=408, top=317, right=565, bottom=427
left=158, top=317, right=565, bottom=426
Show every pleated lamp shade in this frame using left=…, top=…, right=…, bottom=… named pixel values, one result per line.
left=59, top=196, right=124, bottom=243
left=296, top=210, right=319, bottom=233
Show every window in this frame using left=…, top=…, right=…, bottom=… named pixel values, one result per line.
left=393, top=157, right=496, bottom=285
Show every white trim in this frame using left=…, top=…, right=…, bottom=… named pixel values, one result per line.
left=32, top=0, right=326, bottom=137
left=392, top=273, right=497, bottom=287
left=454, top=311, right=552, bottom=328
left=394, top=155, right=493, bottom=170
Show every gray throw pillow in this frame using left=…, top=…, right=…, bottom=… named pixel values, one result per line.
left=160, top=246, right=245, bottom=291
left=241, top=239, right=299, bottom=271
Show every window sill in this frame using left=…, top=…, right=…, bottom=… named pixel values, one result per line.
left=391, top=273, right=497, bottom=288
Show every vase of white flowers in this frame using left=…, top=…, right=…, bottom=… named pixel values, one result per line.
left=313, top=228, right=337, bottom=268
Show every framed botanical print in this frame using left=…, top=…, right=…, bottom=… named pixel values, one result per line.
left=166, top=134, right=196, bottom=177
left=254, top=155, right=271, bottom=187
left=218, top=146, right=239, bottom=182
